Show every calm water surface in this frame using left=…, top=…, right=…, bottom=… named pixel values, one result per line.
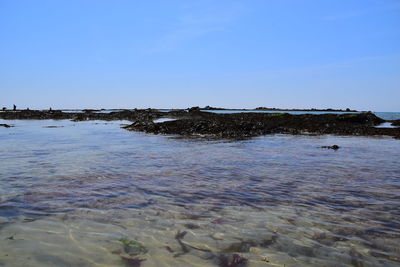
left=0, top=119, right=399, bottom=266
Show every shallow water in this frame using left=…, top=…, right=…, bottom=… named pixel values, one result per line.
left=374, top=122, right=399, bottom=128
left=153, top=118, right=177, bottom=123
left=374, top=112, right=400, bottom=120
left=0, top=119, right=400, bottom=266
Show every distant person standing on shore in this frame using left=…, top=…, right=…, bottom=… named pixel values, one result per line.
left=13, top=104, right=16, bottom=111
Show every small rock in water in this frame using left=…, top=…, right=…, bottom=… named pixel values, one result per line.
left=164, top=246, right=174, bottom=253
left=321, top=145, right=340, bottom=150
left=219, top=253, right=248, bottom=267
left=119, top=238, right=148, bottom=255
left=184, top=223, right=200, bottom=229
left=175, top=231, right=187, bottom=240
left=120, top=255, right=146, bottom=267
left=6, top=234, right=15, bottom=240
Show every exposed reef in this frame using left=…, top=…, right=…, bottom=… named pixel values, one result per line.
left=1, top=109, right=399, bottom=139
left=392, top=120, right=400, bottom=127
left=124, top=111, right=400, bottom=139
left=0, top=109, right=163, bottom=121
left=199, top=106, right=359, bottom=112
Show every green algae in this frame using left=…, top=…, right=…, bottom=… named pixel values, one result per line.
left=267, top=113, right=287, bottom=117
left=119, top=238, right=148, bottom=255
left=338, top=113, right=358, bottom=118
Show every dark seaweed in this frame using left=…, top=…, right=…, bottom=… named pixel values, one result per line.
left=120, top=255, right=146, bottom=267
left=174, top=231, right=190, bottom=256
left=219, top=254, right=248, bottom=267
left=184, top=223, right=200, bottom=229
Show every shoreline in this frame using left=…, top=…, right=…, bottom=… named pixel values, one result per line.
left=1, top=107, right=362, bottom=113
left=1, top=109, right=399, bottom=139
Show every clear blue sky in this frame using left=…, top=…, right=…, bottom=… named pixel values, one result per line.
left=1, top=0, right=399, bottom=111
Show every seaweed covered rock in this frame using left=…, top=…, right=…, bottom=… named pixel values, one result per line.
left=321, top=145, right=340, bottom=150
left=119, top=238, right=148, bottom=255
left=2, top=109, right=399, bottom=139
left=337, top=112, right=384, bottom=125
left=0, top=109, right=163, bottom=122
left=124, top=112, right=399, bottom=139
left=391, top=120, right=400, bottom=127
left=0, top=110, right=69, bottom=120
left=219, top=254, right=248, bottom=267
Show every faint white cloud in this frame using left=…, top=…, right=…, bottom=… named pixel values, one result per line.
left=148, top=1, right=246, bottom=53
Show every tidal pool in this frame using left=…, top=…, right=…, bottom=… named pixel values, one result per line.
left=0, top=119, right=399, bottom=266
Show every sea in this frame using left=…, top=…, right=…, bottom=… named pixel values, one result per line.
left=0, top=112, right=399, bottom=266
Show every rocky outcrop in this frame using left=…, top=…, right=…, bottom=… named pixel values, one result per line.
left=0, top=109, right=163, bottom=122
left=391, top=120, right=400, bottom=127
left=2, top=109, right=399, bottom=139
left=124, top=112, right=400, bottom=139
